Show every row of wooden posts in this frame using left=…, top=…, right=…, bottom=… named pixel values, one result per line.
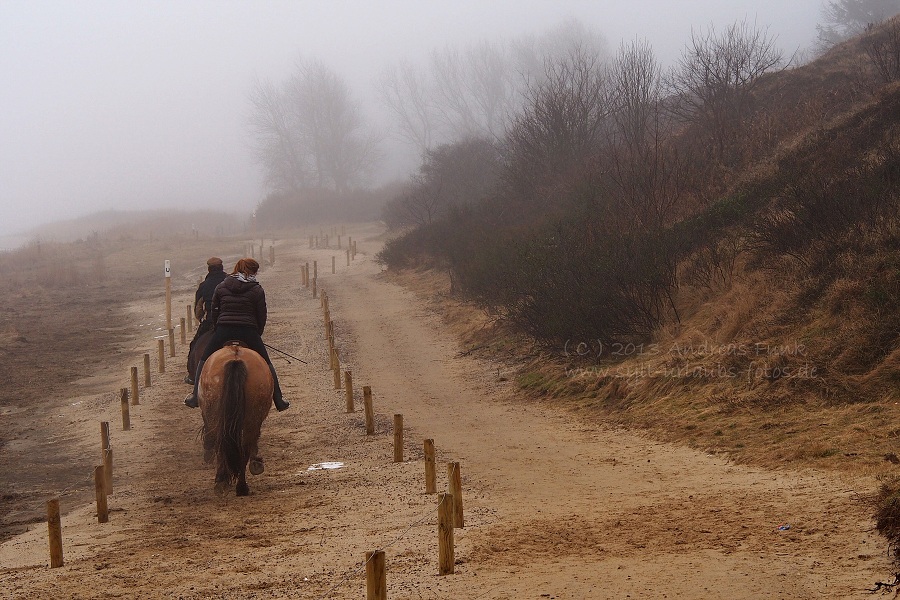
left=316, top=277, right=464, bottom=598
left=45, top=234, right=464, bottom=597
left=46, top=295, right=199, bottom=568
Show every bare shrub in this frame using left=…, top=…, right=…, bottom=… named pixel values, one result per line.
left=864, top=17, right=900, bottom=82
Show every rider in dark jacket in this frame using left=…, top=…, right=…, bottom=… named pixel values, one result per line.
left=185, top=257, right=227, bottom=383
left=183, top=258, right=289, bottom=412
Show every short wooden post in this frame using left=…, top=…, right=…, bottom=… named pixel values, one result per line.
left=130, top=366, right=139, bottom=406
left=120, top=388, right=130, bottom=431
left=352, top=240, right=357, bottom=259
left=186, top=303, right=193, bottom=332
left=94, top=465, right=108, bottom=523
left=312, top=278, right=317, bottom=299
left=47, top=498, right=63, bottom=568
left=179, top=318, right=186, bottom=344
left=393, top=414, right=404, bottom=463
left=100, top=422, right=112, bottom=495
left=143, top=353, right=151, bottom=387
left=333, top=365, right=341, bottom=390
left=331, top=255, right=335, bottom=274
left=365, top=550, right=387, bottom=600
left=424, top=439, right=436, bottom=494
left=269, top=245, right=275, bottom=267
left=157, top=339, right=166, bottom=373
left=438, top=493, right=455, bottom=575
left=447, top=462, right=464, bottom=528
left=363, top=386, right=374, bottom=435
left=313, top=260, right=317, bottom=280
left=168, top=328, right=176, bottom=358
left=344, top=370, right=354, bottom=412
left=305, top=262, right=310, bottom=286
left=337, top=235, right=341, bottom=249
left=346, top=248, right=350, bottom=266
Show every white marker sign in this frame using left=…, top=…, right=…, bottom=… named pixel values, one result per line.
left=165, top=260, right=171, bottom=278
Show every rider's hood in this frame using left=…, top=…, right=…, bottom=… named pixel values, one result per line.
left=223, top=274, right=259, bottom=293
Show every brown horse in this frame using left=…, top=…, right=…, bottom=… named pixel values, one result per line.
left=198, top=342, right=272, bottom=496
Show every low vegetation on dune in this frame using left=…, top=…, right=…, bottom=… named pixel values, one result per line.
left=376, top=16, right=900, bottom=558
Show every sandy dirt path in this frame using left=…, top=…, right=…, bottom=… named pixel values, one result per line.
left=0, top=224, right=892, bottom=599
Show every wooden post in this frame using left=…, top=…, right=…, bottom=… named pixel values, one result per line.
left=157, top=339, right=166, bottom=373
left=269, top=245, right=275, bottom=267
left=333, top=365, right=341, bottom=390
left=120, top=388, right=130, bottom=431
left=305, top=262, right=310, bottom=286
left=47, top=498, right=63, bottom=568
left=104, top=447, right=113, bottom=497
left=143, top=353, right=151, bottom=387
left=312, top=278, right=317, bottom=299
left=424, top=439, right=436, bottom=494
left=344, top=370, right=354, bottom=412
left=365, top=550, right=387, bottom=600
left=164, top=260, right=172, bottom=331
left=313, top=260, right=317, bottom=280
left=179, top=318, right=186, bottom=344
left=94, top=465, right=108, bottom=523
left=186, top=303, right=193, bottom=332
left=363, top=386, right=374, bottom=435
left=168, top=328, right=176, bottom=358
left=130, top=366, right=139, bottom=406
left=393, top=414, right=404, bottom=463
left=337, top=235, right=341, bottom=249
left=331, top=346, right=338, bottom=372
left=352, top=240, right=357, bottom=259
left=447, top=462, right=464, bottom=528
left=346, top=248, right=350, bottom=266
left=438, top=493, right=454, bottom=575
left=100, top=422, right=112, bottom=495
left=331, top=255, right=335, bottom=274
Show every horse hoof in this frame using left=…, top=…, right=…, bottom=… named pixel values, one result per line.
left=214, top=481, right=228, bottom=497
left=236, top=482, right=250, bottom=496
left=249, top=459, right=264, bottom=475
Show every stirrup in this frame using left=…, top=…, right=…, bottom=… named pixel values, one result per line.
left=184, top=394, right=199, bottom=408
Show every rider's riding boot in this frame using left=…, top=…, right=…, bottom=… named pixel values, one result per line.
left=183, top=360, right=205, bottom=408
left=269, top=364, right=290, bottom=412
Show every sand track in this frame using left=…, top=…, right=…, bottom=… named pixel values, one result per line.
left=0, top=224, right=891, bottom=599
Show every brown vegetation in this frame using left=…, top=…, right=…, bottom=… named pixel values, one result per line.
left=378, top=16, right=900, bottom=559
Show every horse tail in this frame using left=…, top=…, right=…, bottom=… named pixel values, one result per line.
left=217, top=358, right=248, bottom=486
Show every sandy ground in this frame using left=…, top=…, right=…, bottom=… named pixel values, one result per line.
left=0, top=223, right=894, bottom=599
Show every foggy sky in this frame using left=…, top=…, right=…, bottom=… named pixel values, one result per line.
left=0, top=0, right=823, bottom=241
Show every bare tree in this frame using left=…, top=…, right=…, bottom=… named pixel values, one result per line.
left=377, top=19, right=609, bottom=154
left=376, top=60, right=435, bottom=154
left=607, top=40, right=686, bottom=229
left=817, top=0, right=900, bottom=49
left=248, top=58, right=380, bottom=194
left=667, top=20, right=785, bottom=165
left=248, top=77, right=308, bottom=193
left=502, top=48, right=611, bottom=209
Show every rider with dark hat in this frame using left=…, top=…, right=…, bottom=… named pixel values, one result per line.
left=184, top=258, right=290, bottom=412
left=184, top=257, right=227, bottom=384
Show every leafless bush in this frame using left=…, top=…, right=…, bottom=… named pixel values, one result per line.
left=501, top=49, right=611, bottom=212
left=865, top=17, right=900, bottom=82
left=666, top=20, right=785, bottom=166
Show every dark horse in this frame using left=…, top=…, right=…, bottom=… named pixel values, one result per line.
left=198, top=341, right=272, bottom=496
left=186, top=329, right=212, bottom=385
